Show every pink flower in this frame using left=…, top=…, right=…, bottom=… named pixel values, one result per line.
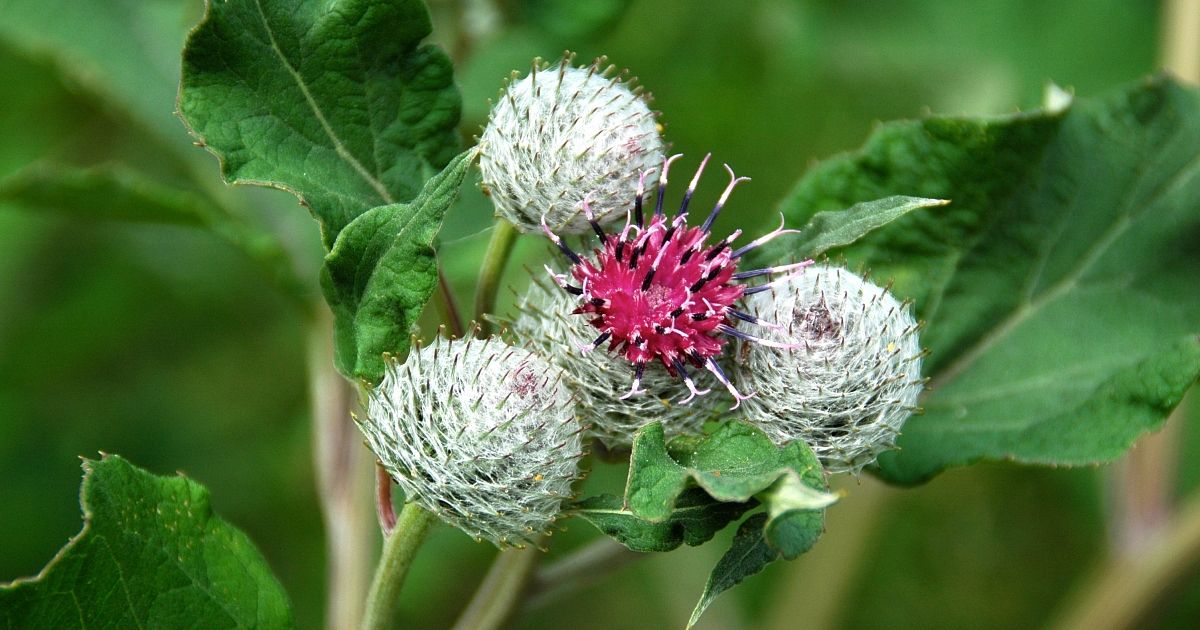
left=541, top=154, right=809, bottom=407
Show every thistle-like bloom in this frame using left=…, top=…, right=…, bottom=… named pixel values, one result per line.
left=358, top=336, right=584, bottom=547
left=733, top=266, right=924, bottom=474
left=541, top=154, right=807, bottom=407
left=509, top=275, right=721, bottom=447
left=479, top=54, right=665, bottom=234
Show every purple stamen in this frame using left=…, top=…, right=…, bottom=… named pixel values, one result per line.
left=701, top=165, right=750, bottom=232
left=704, top=357, right=756, bottom=410
left=672, top=357, right=711, bottom=404
left=731, top=214, right=801, bottom=259
left=541, top=216, right=582, bottom=265
left=731, top=260, right=811, bottom=281
left=717, top=323, right=801, bottom=349
left=654, top=154, right=684, bottom=217
left=677, top=153, right=711, bottom=218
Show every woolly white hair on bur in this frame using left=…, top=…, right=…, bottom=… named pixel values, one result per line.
left=507, top=274, right=722, bottom=448
left=478, top=54, right=665, bottom=234
left=732, top=265, right=924, bottom=474
left=358, top=336, right=584, bottom=547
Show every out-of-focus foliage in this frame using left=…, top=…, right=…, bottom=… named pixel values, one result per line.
left=3, top=0, right=1193, bottom=628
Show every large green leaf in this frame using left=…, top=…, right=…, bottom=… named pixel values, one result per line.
left=770, top=76, right=1200, bottom=484
left=178, top=0, right=462, bottom=247
left=0, top=454, right=292, bottom=629
left=321, top=149, right=475, bottom=383
left=0, top=162, right=306, bottom=304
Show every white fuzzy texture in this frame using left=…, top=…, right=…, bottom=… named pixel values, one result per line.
left=359, top=337, right=583, bottom=547
left=733, top=266, right=923, bottom=474
left=507, top=276, right=721, bottom=448
left=479, top=60, right=665, bottom=234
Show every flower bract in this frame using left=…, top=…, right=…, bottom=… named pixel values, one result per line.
left=359, top=336, right=584, bottom=547
left=479, top=55, right=665, bottom=234
left=733, top=265, right=924, bottom=474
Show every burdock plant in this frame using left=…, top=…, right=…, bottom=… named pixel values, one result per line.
left=8, top=2, right=1198, bottom=629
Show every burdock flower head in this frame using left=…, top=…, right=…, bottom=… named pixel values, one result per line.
left=358, top=335, right=584, bottom=547
left=540, top=154, right=807, bottom=408
left=733, top=265, right=924, bottom=474
left=509, top=274, right=718, bottom=448
left=479, top=54, right=665, bottom=234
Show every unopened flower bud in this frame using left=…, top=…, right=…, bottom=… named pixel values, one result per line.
left=508, top=276, right=717, bottom=448
left=359, top=336, right=583, bottom=547
left=479, top=55, right=665, bottom=234
left=733, top=266, right=924, bottom=474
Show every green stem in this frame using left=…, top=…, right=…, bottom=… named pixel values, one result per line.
left=453, top=544, right=542, bottom=630
left=362, top=503, right=439, bottom=630
left=434, top=268, right=466, bottom=338
left=473, top=219, right=519, bottom=336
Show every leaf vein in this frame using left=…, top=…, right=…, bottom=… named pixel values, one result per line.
left=250, top=0, right=393, bottom=204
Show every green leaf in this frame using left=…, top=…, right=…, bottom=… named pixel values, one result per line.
left=783, top=195, right=949, bottom=261
left=570, top=489, right=751, bottom=553
left=625, top=422, right=835, bottom=523
left=772, top=75, right=1200, bottom=484
left=178, top=0, right=462, bottom=248
left=321, top=149, right=475, bottom=383
left=0, top=454, right=293, bottom=629
left=0, top=163, right=306, bottom=303
left=687, top=514, right=778, bottom=630
left=580, top=422, right=835, bottom=627
left=624, top=423, right=690, bottom=522
left=758, top=473, right=832, bottom=559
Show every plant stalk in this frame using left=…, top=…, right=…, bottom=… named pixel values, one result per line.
left=473, top=220, right=519, bottom=335
left=362, top=503, right=439, bottom=630
left=453, top=544, right=542, bottom=630
left=435, top=268, right=466, bottom=337
left=1052, top=488, right=1200, bottom=630
left=522, top=538, right=641, bottom=612
left=375, top=464, right=397, bottom=535
left=309, top=306, right=373, bottom=630
left=1103, top=0, right=1200, bottom=559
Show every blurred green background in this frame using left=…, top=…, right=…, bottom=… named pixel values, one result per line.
left=2, top=0, right=1198, bottom=628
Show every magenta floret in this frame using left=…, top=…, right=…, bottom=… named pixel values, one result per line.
left=541, top=154, right=809, bottom=407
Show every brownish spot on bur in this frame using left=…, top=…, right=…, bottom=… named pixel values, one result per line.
left=795, top=302, right=841, bottom=340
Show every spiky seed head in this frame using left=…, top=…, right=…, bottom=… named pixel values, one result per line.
left=479, top=55, right=664, bottom=234
left=509, top=275, right=721, bottom=447
left=732, top=265, right=924, bottom=474
left=359, top=336, right=583, bottom=547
